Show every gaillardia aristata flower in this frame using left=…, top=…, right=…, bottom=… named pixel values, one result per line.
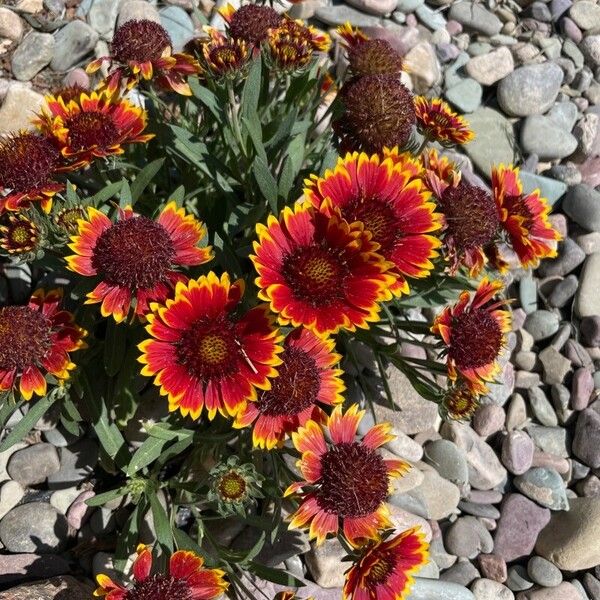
left=234, top=327, right=345, bottom=449
left=0, top=131, right=62, bottom=213
left=95, top=544, right=227, bottom=600
left=492, top=164, right=561, bottom=269
left=333, top=75, right=416, bottom=154
left=432, top=278, right=511, bottom=394
left=286, top=404, right=410, bottom=545
left=305, top=151, right=441, bottom=296
left=441, top=382, right=481, bottom=421
left=87, top=19, right=201, bottom=96
left=66, top=202, right=213, bottom=322
left=138, top=272, right=283, bottom=420
left=414, top=97, right=474, bottom=146
left=337, top=23, right=404, bottom=77
left=0, top=289, right=86, bottom=400
left=35, top=90, right=153, bottom=170
left=199, top=27, right=250, bottom=78
left=343, top=527, right=429, bottom=600
left=219, top=2, right=283, bottom=45
left=252, top=202, right=395, bottom=337
left=0, top=213, right=41, bottom=256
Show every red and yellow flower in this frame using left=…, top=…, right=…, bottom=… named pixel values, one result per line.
left=87, top=19, right=201, bottom=96
left=0, top=289, right=86, bottom=400
left=420, top=148, right=461, bottom=199
left=343, top=527, right=429, bottom=600
left=65, top=202, right=213, bottom=323
left=234, top=327, right=345, bottom=449
left=0, top=212, right=41, bottom=255
left=218, top=3, right=283, bottom=45
left=94, top=544, right=227, bottom=600
left=432, top=278, right=511, bottom=394
left=285, top=404, right=410, bottom=546
left=414, top=97, right=474, bottom=146
left=252, top=202, right=395, bottom=337
left=0, top=131, right=63, bottom=214
left=34, top=89, right=153, bottom=170
left=199, top=27, right=251, bottom=78
left=138, top=272, right=283, bottom=420
left=441, top=382, right=481, bottom=421
left=491, top=164, right=561, bottom=269
left=305, top=151, right=441, bottom=296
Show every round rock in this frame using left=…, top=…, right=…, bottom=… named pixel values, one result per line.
left=445, top=516, right=494, bottom=559
left=502, top=431, right=534, bottom=475
left=423, top=439, right=469, bottom=487
left=527, top=556, right=562, bottom=587
left=471, top=579, right=514, bottom=600
left=7, top=443, right=60, bottom=486
left=563, top=184, right=600, bottom=232
left=514, top=467, right=569, bottom=510
left=523, top=311, right=560, bottom=342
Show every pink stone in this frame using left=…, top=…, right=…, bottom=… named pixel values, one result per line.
left=516, top=582, right=582, bottom=600
left=473, top=405, right=506, bottom=438
left=579, top=157, right=600, bottom=187
left=63, top=68, right=90, bottom=89
left=446, top=19, right=463, bottom=35
left=0, top=554, right=70, bottom=586
left=66, top=490, right=94, bottom=530
left=548, top=214, right=568, bottom=239
left=572, top=367, right=594, bottom=410
left=531, top=450, right=570, bottom=474
left=478, top=553, right=508, bottom=582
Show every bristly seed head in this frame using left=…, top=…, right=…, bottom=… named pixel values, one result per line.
left=450, top=309, right=503, bottom=370
left=316, top=442, right=389, bottom=518
left=111, top=19, right=172, bottom=64
left=66, top=111, right=120, bottom=152
left=91, top=216, right=175, bottom=290
left=348, top=39, right=404, bottom=77
left=228, top=4, right=282, bottom=44
left=124, top=575, right=192, bottom=600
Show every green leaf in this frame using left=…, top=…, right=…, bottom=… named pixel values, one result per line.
left=252, top=157, right=279, bottom=213
left=154, top=434, right=195, bottom=468
left=149, top=492, right=174, bottom=552
left=114, top=501, right=142, bottom=571
left=103, top=319, right=128, bottom=377
left=146, top=422, right=194, bottom=441
left=0, top=395, right=58, bottom=452
left=248, top=562, right=305, bottom=588
left=131, top=158, right=165, bottom=202
left=173, top=528, right=213, bottom=563
left=65, top=182, right=79, bottom=204
left=119, top=180, right=132, bottom=209
left=241, top=115, right=267, bottom=163
left=87, top=181, right=123, bottom=206
left=86, top=487, right=127, bottom=507
left=190, top=78, right=223, bottom=120
left=241, top=58, right=262, bottom=119
left=278, top=156, right=295, bottom=201
left=127, top=436, right=172, bottom=476
left=0, top=399, right=23, bottom=430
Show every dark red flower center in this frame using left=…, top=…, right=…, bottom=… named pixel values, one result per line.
left=440, top=181, right=500, bottom=251
left=348, top=39, right=404, bottom=77
left=91, top=216, right=175, bottom=290
left=316, top=441, right=389, bottom=518
left=365, top=550, right=397, bottom=586
left=449, top=308, right=503, bottom=370
left=112, top=19, right=172, bottom=64
left=176, top=317, right=241, bottom=382
left=343, top=197, right=399, bottom=255
left=283, top=245, right=349, bottom=307
left=124, top=575, right=191, bottom=600
left=257, top=346, right=320, bottom=417
left=6, top=222, right=35, bottom=248
left=0, top=133, right=59, bottom=193
left=228, top=4, right=282, bottom=44
left=0, top=306, right=52, bottom=371
left=504, top=194, right=534, bottom=227
left=209, top=44, right=244, bottom=70
left=218, top=471, right=247, bottom=500
left=66, top=111, right=120, bottom=152
left=334, top=75, right=416, bottom=154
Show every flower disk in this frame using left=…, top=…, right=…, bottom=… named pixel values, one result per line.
left=226, top=4, right=282, bottom=44
left=440, top=179, right=500, bottom=275
left=286, top=405, right=410, bottom=545
left=201, top=28, right=250, bottom=77
left=124, top=575, right=191, bottom=600
left=306, top=151, right=441, bottom=296
left=0, top=213, right=40, bottom=254
left=333, top=75, right=416, bottom=154
left=138, top=272, right=283, bottom=420
left=441, top=383, right=480, bottom=421
left=252, top=202, right=395, bottom=336
left=348, top=39, right=404, bottom=77
left=111, top=19, right=172, bottom=64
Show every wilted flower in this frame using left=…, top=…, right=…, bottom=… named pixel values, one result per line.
left=0, top=131, right=63, bottom=213
left=286, top=404, right=410, bottom=545
left=251, top=202, right=395, bottom=337
left=199, top=27, right=251, bottom=78
left=219, top=2, right=283, bottom=45
left=343, top=527, right=429, bottom=600
left=95, top=544, right=228, bottom=599
left=432, top=278, right=511, bottom=394
left=208, top=456, right=264, bottom=516
left=235, top=327, right=345, bottom=449
left=333, top=75, right=416, bottom=154
left=35, top=90, right=154, bottom=171
left=305, top=151, right=441, bottom=296
left=66, top=202, right=213, bottom=322
left=0, top=289, right=86, bottom=401
left=87, top=19, right=201, bottom=96
left=491, top=164, right=561, bottom=269
left=138, top=272, right=283, bottom=420
left=0, top=212, right=41, bottom=256
left=414, top=97, right=474, bottom=146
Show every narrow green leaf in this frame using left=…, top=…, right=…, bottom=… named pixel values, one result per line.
left=248, top=562, right=305, bottom=588
left=0, top=395, right=58, bottom=452
left=154, top=434, right=194, bottom=468
left=146, top=423, right=194, bottom=442
left=173, top=528, right=212, bottom=563
left=88, top=181, right=123, bottom=205
left=0, top=399, right=23, bottom=430
left=130, top=158, right=165, bottom=202
left=190, top=78, right=223, bottom=120
left=252, top=157, right=278, bottom=213
left=120, top=180, right=132, bottom=208
left=86, top=487, right=127, bottom=507
left=241, top=115, right=267, bottom=163
left=149, top=492, right=174, bottom=552
left=241, top=58, right=262, bottom=118
left=127, top=436, right=171, bottom=476
left=104, top=319, right=128, bottom=377
left=241, top=531, right=266, bottom=564
left=278, top=156, right=295, bottom=200
left=65, top=182, right=79, bottom=204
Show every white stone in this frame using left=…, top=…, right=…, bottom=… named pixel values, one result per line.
left=0, top=7, right=24, bottom=42
left=0, top=481, right=24, bottom=520
left=0, top=84, right=44, bottom=133
left=466, top=47, right=514, bottom=86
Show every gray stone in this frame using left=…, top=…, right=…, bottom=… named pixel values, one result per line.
left=520, top=275, right=538, bottom=314
left=47, top=439, right=99, bottom=489
left=536, top=497, right=600, bottom=570
left=526, top=425, right=569, bottom=458
left=563, top=185, right=600, bottom=232
left=51, top=21, right=99, bottom=71
left=581, top=316, right=600, bottom=347
left=415, top=4, right=447, bottom=30
left=520, top=115, right=578, bottom=160
left=0, top=503, right=68, bottom=553
left=0, top=84, right=44, bottom=133
left=506, top=393, right=528, bottom=431
left=497, top=62, right=564, bottom=116
left=410, top=578, right=476, bottom=600
left=570, top=1, right=600, bottom=30
left=527, top=556, right=562, bottom=587
left=507, top=565, right=534, bottom=592
left=576, top=253, right=600, bottom=317
left=445, top=78, right=483, bottom=113
left=304, top=538, right=346, bottom=588
left=547, top=101, right=578, bottom=132
left=548, top=275, right=579, bottom=308
left=515, top=582, right=582, bottom=599
left=502, top=431, right=535, bottom=475
left=315, top=3, right=383, bottom=26
left=448, top=2, right=502, bottom=35
left=423, top=439, right=469, bottom=487
left=118, top=0, right=161, bottom=25
left=538, top=347, right=571, bottom=387
left=463, top=107, right=517, bottom=177
left=406, top=466, right=461, bottom=519
left=404, top=41, right=442, bottom=93
left=159, top=6, right=194, bottom=51
left=445, top=516, right=494, bottom=559
left=441, top=561, right=481, bottom=587
left=458, top=500, right=501, bottom=519
left=466, top=47, right=514, bottom=86
left=0, top=480, right=24, bottom=520
left=0, top=554, right=71, bottom=586
left=539, top=238, right=585, bottom=277
left=520, top=172, right=568, bottom=206
left=485, top=362, right=515, bottom=406
left=0, top=7, right=24, bottom=42
left=524, top=311, right=560, bottom=341
left=514, top=467, right=569, bottom=510
left=88, top=0, right=121, bottom=40
left=581, top=35, right=600, bottom=67
left=0, top=576, right=94, bottom=599
left=573, top=408, right=600, bottom=468
left=471, top=579, right=514, bottom=600
left=346, top=0, right=398, bottom=16
left=473, top=404, right=505, bottom=437
left=572, top=368, right=594, bottom=410
left=11, top=32, right=54, bottom=81
left=7, top=443, right=60, bottom=486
